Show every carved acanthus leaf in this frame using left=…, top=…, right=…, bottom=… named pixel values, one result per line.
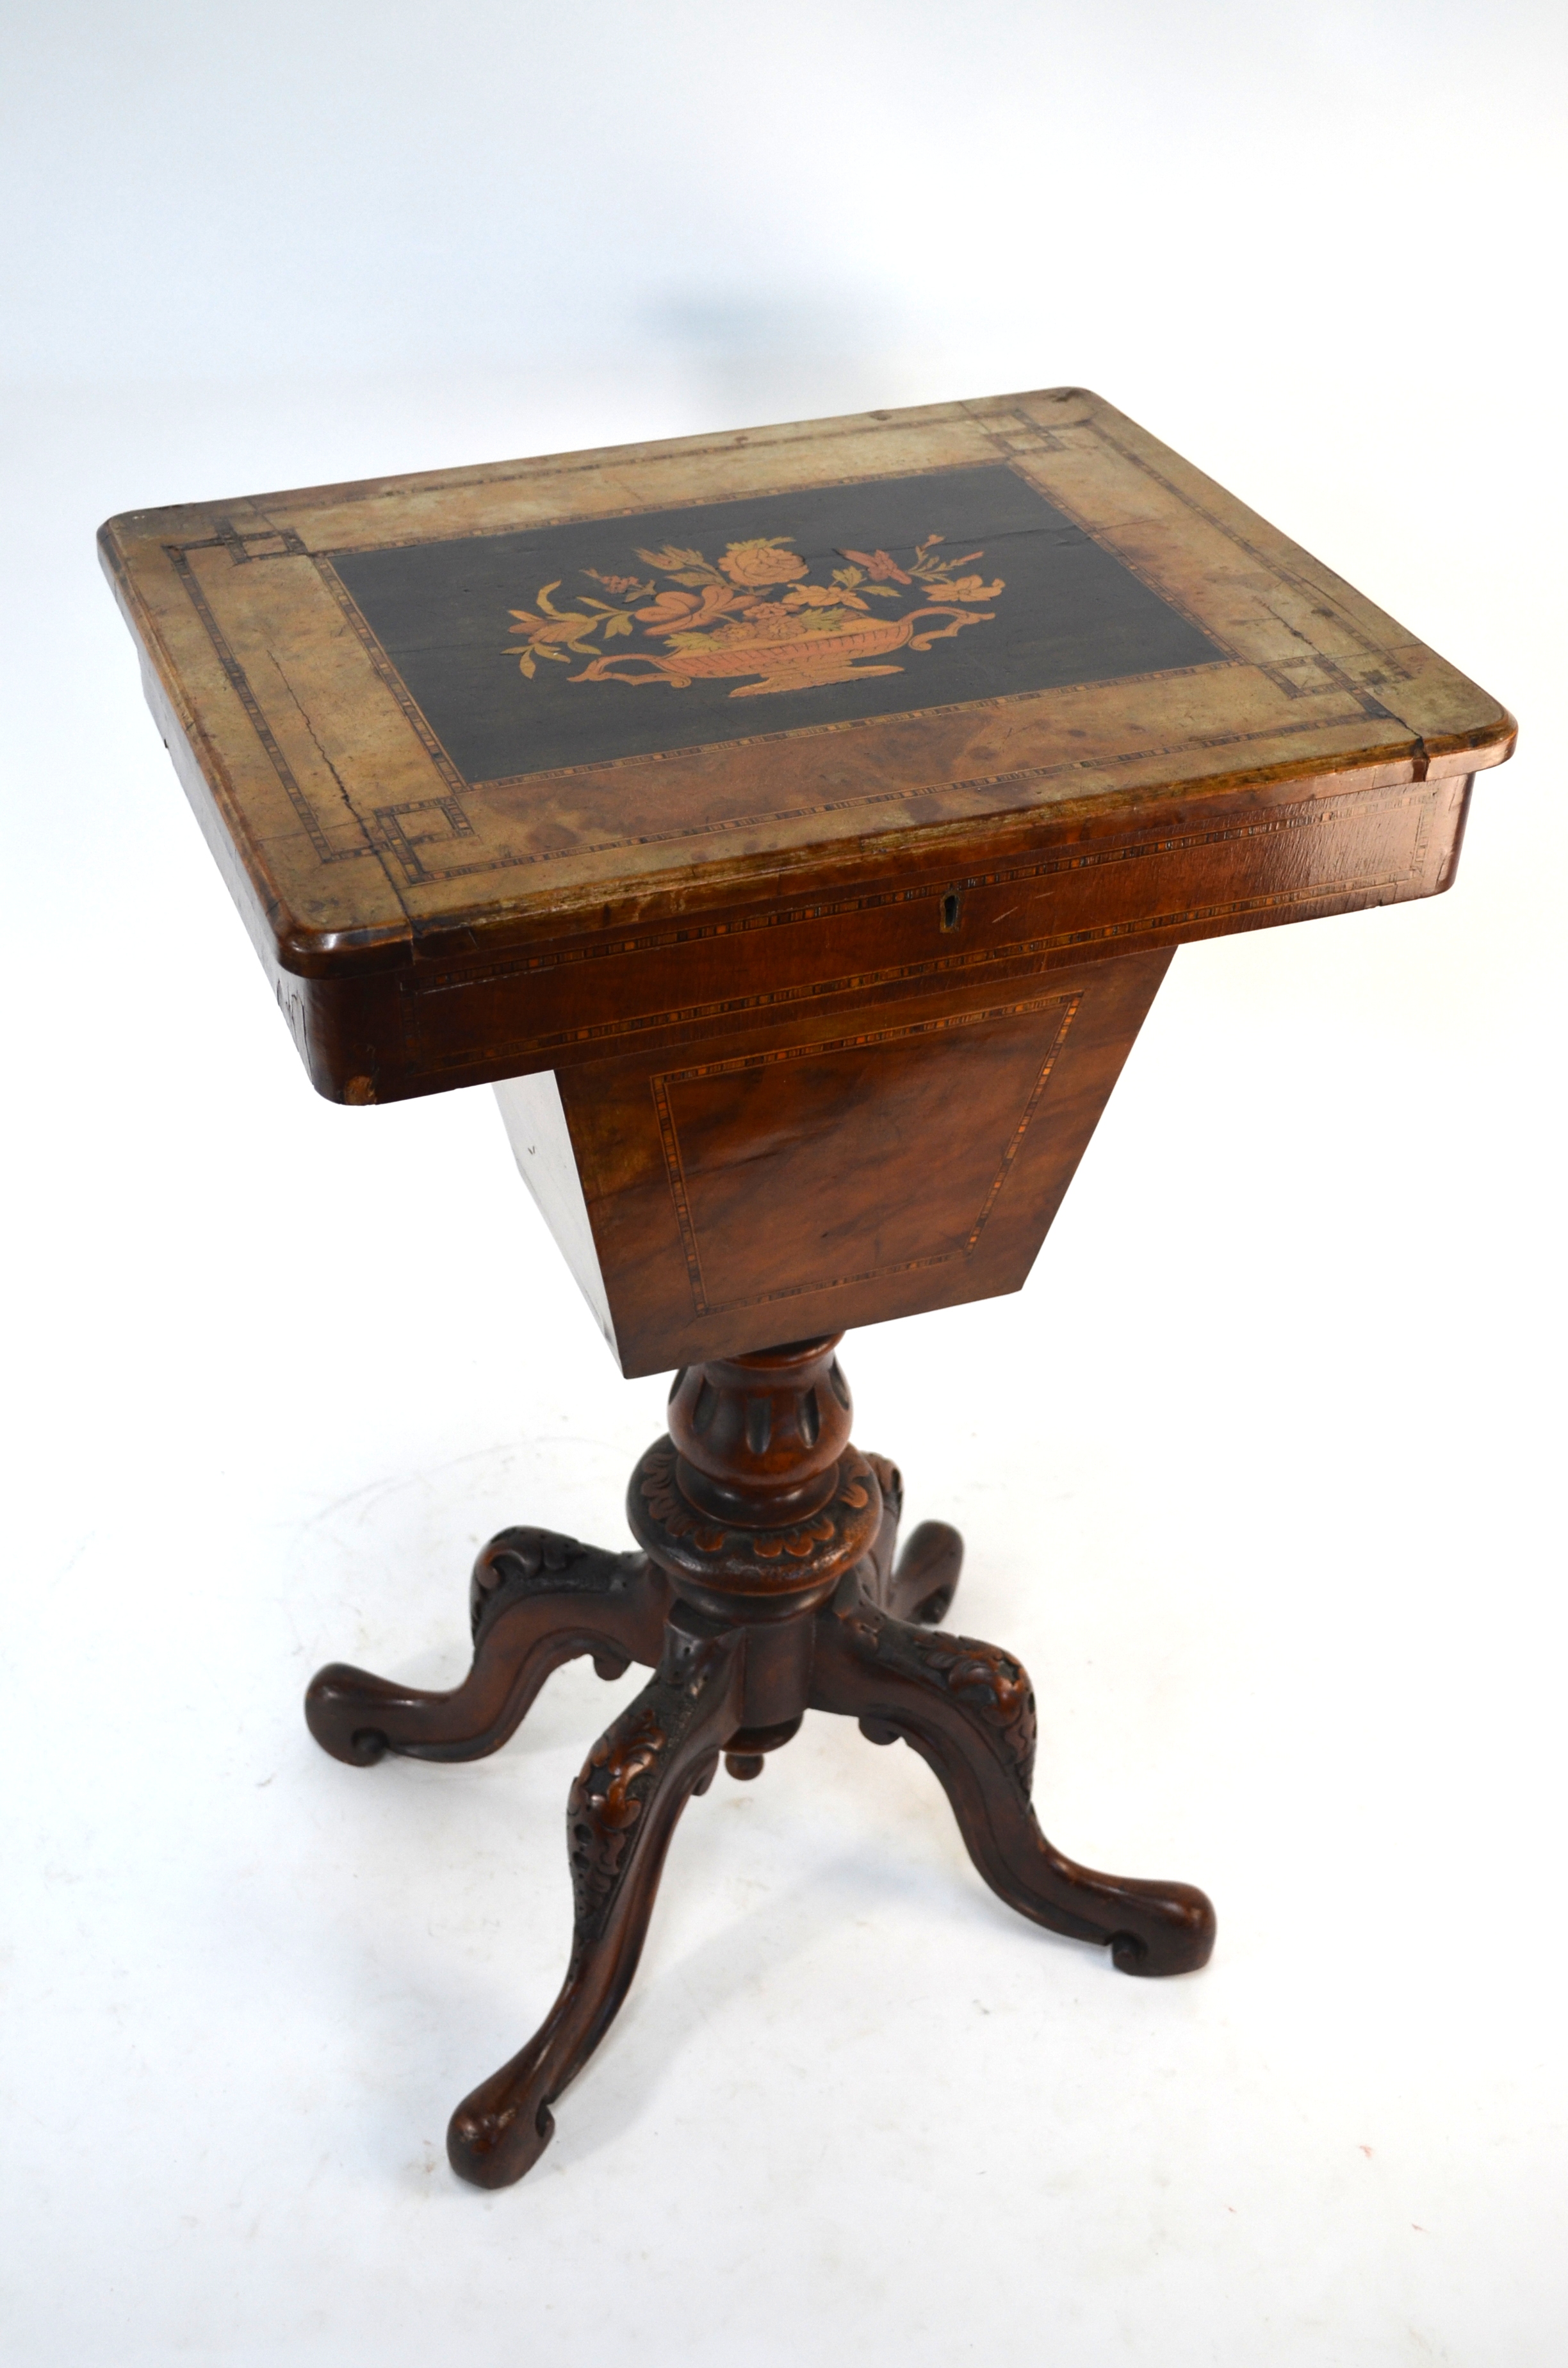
left=837, top=1598, right=1038, bottom=1793
left=470, top=1527, right=645, bottom=1639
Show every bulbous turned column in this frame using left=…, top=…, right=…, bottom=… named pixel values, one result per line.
left=626, top=1335, right=881, bottom=1625
left=670, top=1336, right=853, bottom=1527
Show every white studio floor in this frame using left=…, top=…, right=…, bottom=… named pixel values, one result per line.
left=4, top=17, right=1567, bottom=2347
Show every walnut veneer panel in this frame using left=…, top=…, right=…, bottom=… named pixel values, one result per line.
left=552, top=948, right=1169, bottom=1375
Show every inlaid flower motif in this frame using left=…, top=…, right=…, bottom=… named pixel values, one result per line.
left=929, top=573, right=1004, bottom=604
left=635, top=584, right=749, bottom=636
left=718, top=537, right=810, bottom=588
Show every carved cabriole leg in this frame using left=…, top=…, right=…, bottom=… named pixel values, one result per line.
left=305, top=1531, right=671, bottom=1767
left=810, top=1579, right=1216, bottom=1977
left=446, top=1606, right=746, bottom=2189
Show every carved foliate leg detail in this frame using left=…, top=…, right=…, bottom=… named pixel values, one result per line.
left=854, top=1453, right=904, bottom=1606
left=810, top=1586, right=1214, bottom=1977
left=304, top=1531, right=671, bottom=1768
left=470, top=1527, right=669, bottom=1667
left=904, top=1630, right=1036, bottom=1787
left=446, top=1608, right=746, bottom=2189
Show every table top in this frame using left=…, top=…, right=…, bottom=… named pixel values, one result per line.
left=101, top=390, right=1514, bottom=1004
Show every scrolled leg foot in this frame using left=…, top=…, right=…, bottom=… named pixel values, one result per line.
left=304, top=1531, right=671, bottom=1768
left=446, top=1606, right=746, bottom=2188
left=856, top=1455, right=963, bottom=1625
left=885, top=1520, right=964, bottom=1626
left=811, top=1588, right=1214, bottom=1977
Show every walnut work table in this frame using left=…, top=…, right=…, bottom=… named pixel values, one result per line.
left=101, top=390, right=1514, bottom=2188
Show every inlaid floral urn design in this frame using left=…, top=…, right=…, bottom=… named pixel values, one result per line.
left=503, top=530, right=1006, bottom=698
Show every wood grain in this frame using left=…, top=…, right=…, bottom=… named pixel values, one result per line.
left=100, top=389, right=1513, bottom=1110
left=546, top=944, right=1168, bottom=1373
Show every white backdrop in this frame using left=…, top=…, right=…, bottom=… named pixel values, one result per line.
left=3, top=6, right=1564, bottom=2363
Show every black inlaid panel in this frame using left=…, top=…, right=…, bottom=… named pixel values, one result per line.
left=332, top=465, right=1225, bottom=785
